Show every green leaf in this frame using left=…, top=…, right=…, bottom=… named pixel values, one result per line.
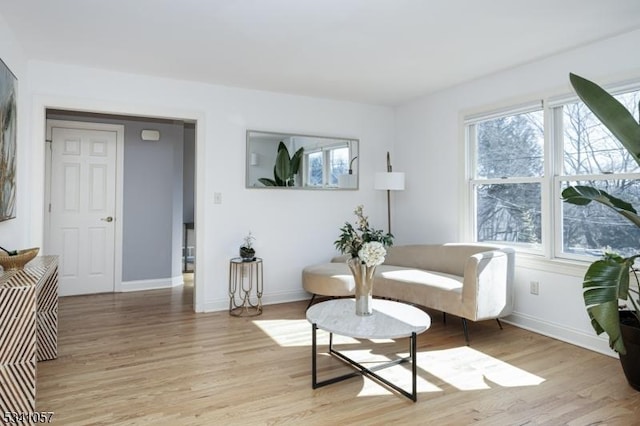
left=290, top=147, right=304, bottom=175
left=569, top=73, right=640, bottom=167
left=561, top=185, right=640, bottom=228
left=274, top=148, right=291, bottom=183
left=582, top=256, right=640, bottom=354
left=582, top=259, right=629, bottom=354
left=277, top=141, right=289, bottom=154
left=258, top=178, right=277, bottom=186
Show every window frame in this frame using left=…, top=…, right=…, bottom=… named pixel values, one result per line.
left=465, top=101, right=546, bottom=255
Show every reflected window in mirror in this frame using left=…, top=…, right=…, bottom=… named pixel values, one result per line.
left=304, top=143, right=352, bottom=188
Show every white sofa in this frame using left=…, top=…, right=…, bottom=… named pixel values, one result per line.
left=302, top=244, right=515, bottom=343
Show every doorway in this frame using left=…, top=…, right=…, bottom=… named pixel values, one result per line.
left=45, top=120, right=122, bottom=295
left=44, top=111, right=197, bottom=306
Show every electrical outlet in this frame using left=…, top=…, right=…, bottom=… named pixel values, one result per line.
left=530, top=281, right=539, bottom=295
left=214, top=192, right=222, bottom=204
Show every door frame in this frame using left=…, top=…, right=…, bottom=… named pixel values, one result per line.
left=44, top=119, right=125, bottom=292
left=32, top=95, right=206, bottom=312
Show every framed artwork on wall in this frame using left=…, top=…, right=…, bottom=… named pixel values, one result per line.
left=0, top=57, right=17, bottom=222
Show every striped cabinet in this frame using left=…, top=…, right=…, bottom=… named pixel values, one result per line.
left=0, top=256, right=58, bottom=413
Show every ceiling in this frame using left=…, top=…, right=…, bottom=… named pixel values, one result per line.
left=2, top=0, right=640, bottom=106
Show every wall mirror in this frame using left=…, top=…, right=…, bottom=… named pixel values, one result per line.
left=246, top=130, right=359, bottom=189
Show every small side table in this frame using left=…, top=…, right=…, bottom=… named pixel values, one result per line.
left=228, top=257, right=263, bottom=316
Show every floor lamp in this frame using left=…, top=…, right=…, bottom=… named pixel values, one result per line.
left=374, top=152, right=405, bottom=234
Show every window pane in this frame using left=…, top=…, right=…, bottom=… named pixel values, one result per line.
left=562, top=179, right=640, bottom=258
left=307, top=152, right=323, bottom=186
left=475, top=111, right=544, bottom=179
left=329, top=147, right=349, bottom=186
left=476, top=183, right=541, bottom=244
left=563, top=90, right=640, bottom=176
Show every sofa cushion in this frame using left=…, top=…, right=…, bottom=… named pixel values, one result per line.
left=302, top=262, right=354, bottom=296
left=373, top=265, right=465, bottom=317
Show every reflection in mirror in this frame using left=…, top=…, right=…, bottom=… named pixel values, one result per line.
left=246, top=130, right=359, bottom=189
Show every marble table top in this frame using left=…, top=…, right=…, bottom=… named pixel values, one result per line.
left=306, top=298, right=431, bottom=339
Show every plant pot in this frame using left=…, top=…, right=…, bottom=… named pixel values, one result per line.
left=347, top=257, right=375, bottom=316
left=239, top=246, right=255, bottom=260
left=619, top=310, right=640, bottom=391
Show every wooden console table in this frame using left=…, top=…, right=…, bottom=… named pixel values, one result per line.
left=0, top=256, right=59, bottom=413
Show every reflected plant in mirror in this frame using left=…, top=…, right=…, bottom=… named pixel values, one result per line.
left=258, top=141, right=304, bottom=187
left=246, top=130, right=359, bottom=190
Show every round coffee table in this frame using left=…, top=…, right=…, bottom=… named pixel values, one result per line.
left=306, top=298, right=431, bottom=401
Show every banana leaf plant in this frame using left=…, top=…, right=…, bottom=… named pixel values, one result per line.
left=561, top=73, right=640, bottom=354
left=258, top=141, right=304, bottom=187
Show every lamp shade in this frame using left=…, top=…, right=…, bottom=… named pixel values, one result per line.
left=374, top=172, right=405, bottom=191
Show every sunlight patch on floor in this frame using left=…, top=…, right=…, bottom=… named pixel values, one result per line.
left=418, top=346, right=545, bottom=390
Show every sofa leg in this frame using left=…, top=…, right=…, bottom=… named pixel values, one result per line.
left=443, top=312, right=447, bottom=325
left=462, top=318, right=470, bottom=345
left=305, top=294, right=317, bottom=310
left=496, top=318, right=503, bottom=330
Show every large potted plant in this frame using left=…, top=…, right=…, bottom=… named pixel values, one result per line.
left=561, top=73, right=640, bottom=390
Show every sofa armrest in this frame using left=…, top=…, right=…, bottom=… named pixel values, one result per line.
left=461, top=248, right=514, bottom=321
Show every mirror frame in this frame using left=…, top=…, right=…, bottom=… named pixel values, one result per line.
left=245, top=130, right=359, bottom=190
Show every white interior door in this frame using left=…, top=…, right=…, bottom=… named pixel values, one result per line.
left=47, top=122, right=120, bottom=295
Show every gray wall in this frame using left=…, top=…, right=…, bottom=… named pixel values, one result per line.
left=123, top=120, right=183, bottom=281
left=47, top=111, right=185, bottom=282
left=183, top=123, right=195, bottom=223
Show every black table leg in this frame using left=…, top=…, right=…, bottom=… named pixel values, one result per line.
left=311, top=323, right=419, bottom=401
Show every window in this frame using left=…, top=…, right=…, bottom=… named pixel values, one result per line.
left=467, top=105, right=544, bottom=251
left=466, top=84, right=640, bottom=261
left=304, top=143, right=351, bottom=188
left=557, top=89, right=640, bottom=259
left=307, top=151, right=323, bottom=186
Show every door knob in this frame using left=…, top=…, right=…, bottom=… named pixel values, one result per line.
left=101, top=216, right=114, bottom=222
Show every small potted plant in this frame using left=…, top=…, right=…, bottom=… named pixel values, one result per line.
left=239, top=231, right=256, bottom=261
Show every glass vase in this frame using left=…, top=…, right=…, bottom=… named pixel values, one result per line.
left=347, top=257, right=376, bottom=316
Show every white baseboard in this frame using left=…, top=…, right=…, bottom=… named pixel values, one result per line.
left=504, top=311, right=617, bottom=358
left=121, top=275, right=183, bottom=292
left=202, top=289, right=310, bottom=313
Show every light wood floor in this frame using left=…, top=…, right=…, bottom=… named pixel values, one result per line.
left=36, top=279, right=640, bottom=425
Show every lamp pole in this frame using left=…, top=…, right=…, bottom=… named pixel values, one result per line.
left=375, top=152, right=404, bottom=236
left=386, top=152, right=392, bottom=234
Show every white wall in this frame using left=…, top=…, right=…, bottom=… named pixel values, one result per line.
left=23, top=61, right=395, bottom=312
left=395, top=29, right=640, bottom=356
left=0, top=14, right=28, bottom=246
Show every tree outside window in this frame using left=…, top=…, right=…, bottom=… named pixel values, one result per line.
left=561, top=90, right=640, bottom=258
left=472, top=110, right=544, bottom=247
